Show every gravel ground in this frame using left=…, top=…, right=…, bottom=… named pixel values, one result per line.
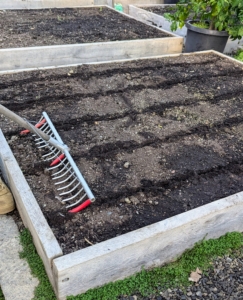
left=121, top=253, right=243, bottom=300
left=7, top=207, right=243, bottom=300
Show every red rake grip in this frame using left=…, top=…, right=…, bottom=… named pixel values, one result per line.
left=20, top=118, right=47, bottom=135
left=68, top=199, right=92, bottom=213
left=50, top=153, right=65, bottom=166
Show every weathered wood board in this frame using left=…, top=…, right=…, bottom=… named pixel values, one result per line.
left=1, top=51, right=243, bottom=300
left=0, top=0, right=164, bottom=13
left=53, top=191, right=243, bottom=299
left=128, top=4, right=243, bottom=53
left=0, top=130, right=63, bottom=292
left=0, top=0, right=110, bottom=9
left=0, top=37, right=183, bottom=73
left=129, top=4, right=186, bottom=37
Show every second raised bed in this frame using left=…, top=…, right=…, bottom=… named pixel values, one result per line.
left=0, top=5, right=182, bottom=72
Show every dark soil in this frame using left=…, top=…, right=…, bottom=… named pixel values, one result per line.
left=0, top=7, right=170, bottom=48
left=1, top=53, right=243, bottom=255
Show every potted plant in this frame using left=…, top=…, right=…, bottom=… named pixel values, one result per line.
left=164, top=0, right=243, bottom=53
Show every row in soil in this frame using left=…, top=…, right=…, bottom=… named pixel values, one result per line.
left=1, top=53, right=243, bottom=254
left=0, top=7, right=169, bottom=49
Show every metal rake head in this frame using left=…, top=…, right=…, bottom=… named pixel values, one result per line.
left=21, top=112, right=95, bottom=212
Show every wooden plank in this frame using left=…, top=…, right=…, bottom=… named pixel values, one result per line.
left=129, top=5, right=243, bottom=53
left=224, top=38, right=243, bottom=54
left=53, top=190, right=243, bottom=300
left=0, top=37, right=183, bottom=72
left=129, top=4, right=186, bottom=37
left=0, top=130, right=63, bottom=292
left=0, top=0, right=109, bottom=9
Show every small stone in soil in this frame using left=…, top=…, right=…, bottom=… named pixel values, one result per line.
left=125, top=198, right=131, bottom=204
left=124, top=162, right=130, bottom=168
left=130, top=196, right=139, bottom=205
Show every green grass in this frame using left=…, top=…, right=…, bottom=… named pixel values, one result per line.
left=19, top=229, right=56, bottom=300
left=0, top=287, right=4, bottom=300
left=234, top=49, right=243, bottom=62
left=68, top=232, right=243, bottom=300
left=19, top=229, right=243, bottom=300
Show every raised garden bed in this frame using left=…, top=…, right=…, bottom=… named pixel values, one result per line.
left=0, top=5, right=182, bottom=72
left=0, top=0, right=162, bottom=13
left=129, top=4, right=243, bottom=53
left=1, top=51, right=243, bottom=299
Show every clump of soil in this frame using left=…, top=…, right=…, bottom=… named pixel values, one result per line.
left=1, top=53, right=243, bottom=254
left=0, top=7, right=170, bottom=49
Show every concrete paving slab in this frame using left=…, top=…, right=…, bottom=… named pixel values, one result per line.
left=0, top=215, right=38, bottom=300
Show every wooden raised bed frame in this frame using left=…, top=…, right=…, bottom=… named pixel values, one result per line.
left=1, top=51, right=243, bottom=300
left=0, top=0, right=163, bottom=13
left=0, top=3, right=183, bottom=72
left=128, top=4, right=243, bottom=53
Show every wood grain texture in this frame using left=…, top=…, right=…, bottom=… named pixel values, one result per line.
left=0, top=130, right=63, bottom=292
left=0, top=37, right=183, bottom=72
left=129, top=5, right=186, bottom=37
left=53, top=190, right=243, bottom=299
left=0, top=0, right=109, bottom=9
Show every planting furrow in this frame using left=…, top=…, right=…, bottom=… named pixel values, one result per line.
left=1, top=70, right=242, bottom=109
left=39, top=160, right=243, bottom=253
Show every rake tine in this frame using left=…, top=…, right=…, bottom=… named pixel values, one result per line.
left=48, top=158, right=69, bottom=170
left=59, top=182, right=81, bottom=196
left=42, top=145, right=56, bottom=152
left=42, top=148, right=61, bottom=160
left=34, top=124, right=50, bottom=140
left=61, top=187, right=84, bottom=202
left=33, top=123, right=49, bottom=136
left=55, top=172, right=75, bottom=185
left=66, top=193, right=87, bottom=208
left=56, top=177, right=78, bottom=191
left=36, top=142, right=48, bottom=148
left=37, top=141, right=53, bottom=148
left=51, top=161, right=71, bottom=175
left=52, top=166, right=73, bottom=180
left=34, top=129, right=53, bottom=143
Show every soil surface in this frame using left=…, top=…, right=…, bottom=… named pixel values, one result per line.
left=1, top=53, right=243, bottom=254
left=0, top=7, right=170, bottom=48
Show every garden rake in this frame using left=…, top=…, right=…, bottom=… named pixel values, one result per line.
left=0, top=104, right=95, bottom=213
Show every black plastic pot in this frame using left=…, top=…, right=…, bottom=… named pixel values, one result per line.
left=185, top=21, right=229, bottom=53
left=164, top=0, right=179, bottom=4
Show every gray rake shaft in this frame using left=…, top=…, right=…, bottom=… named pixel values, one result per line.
left=0, top=104, right=95, bottom=208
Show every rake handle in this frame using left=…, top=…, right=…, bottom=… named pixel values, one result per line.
left=0, top=104, right=50, bottom=140
left=20, top=118, right=47, bottom=135
left=0, top=104, right=69, bottom=152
